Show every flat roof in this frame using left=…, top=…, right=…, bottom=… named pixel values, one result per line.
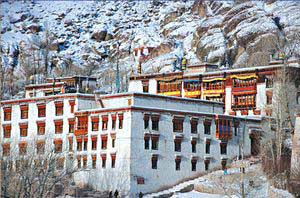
left=75, top=105, right=261, bottom=123
left=0, top=93, right=94, bottom=105
left=46, top=75, right=97, bottom=80
left=99, top=92, right=224, bottom=106
left=130, top=61, right=300, bottom=80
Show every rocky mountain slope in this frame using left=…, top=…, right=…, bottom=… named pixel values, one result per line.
left=1, top=1, right=300, bottom=96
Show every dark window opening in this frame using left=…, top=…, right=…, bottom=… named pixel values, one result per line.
left=144, top=137, right=150, bottom=150
left=191, top=140, right=196, bottom=153
left=152, top=156, right=158, bottom=169
left=204, top=120, right=211, bottom=135
left=220, top=142, right=227, bottom=155
left=205, top=141, right=210, bottom=154
left=175, top=158, right=181, bottom=171
left=191, top=160, right=197, bottom=171
left=191, top=119, right=198, bottom=134
left=174, top=139, right=181, bottom=152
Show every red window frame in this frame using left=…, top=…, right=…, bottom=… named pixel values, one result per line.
left=54, top=120, right=63, bottom=134
left=3, top=107, right=12, bottom=121
left=20, top=104, right=28, bottom=119
left=37, top=121, right=45, bottom=135
left=102, top=115, right=108, bottom=130
left=69, top=100, right=75, bottom=113
left=91, top=116, right=99, bottom=131
left=91, top=136, right=97, bottom=150
left=54, top=139, right=63, bottom=153
left=36, top=140, right=45, bottom=154
left=54, top=101, right=64, bottom=116
left=111, top=154, right=116, bottom=168
left=2, top=143, right=10, bottom=156
left=101, top=154, right=106, bottom=168
left=37, top=103, right=46, bottom=117
left=101, top=135, right=107, bottom=150
left=3, top=124, right=11, bottom=138
left=68, top=118, right=75, bottom=133
left=19, top=123, right=28, bottom=137
left=92, top=155, right=97, bottom=169
left=19, top=142, right=27, bottom=155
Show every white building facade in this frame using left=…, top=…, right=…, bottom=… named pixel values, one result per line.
left=1, top=77, right=262, bottom=197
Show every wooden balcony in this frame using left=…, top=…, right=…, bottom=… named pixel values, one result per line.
left=232, top=85, right=256, bottom=93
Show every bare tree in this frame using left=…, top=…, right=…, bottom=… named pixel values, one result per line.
left=1, top=138, right=77, bottom=198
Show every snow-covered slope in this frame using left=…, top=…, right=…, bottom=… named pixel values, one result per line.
left=1, top=1, right=300, bottom=97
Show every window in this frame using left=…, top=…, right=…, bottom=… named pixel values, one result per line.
left=19, top=123, right=28, bottom=137
left=151, top=135, right=159, bottom=150
left=77, top=155, right=81, bottom=168
left=204, top=159, right=210, bottom=171
left=191, top=140, right=197, bottom=153
left=175, top=157, right=181, bottom=171
left=36, top=141, right=45, bottom=154
left=101, top=135, right=107, bottom=150
left=55, top=101, right=63, bottom=116
left=91, top=136, right=97, bottom=150
left=37, top=104, right=46, bottom=117
left=68, top=137, right=73, bottom=151
left=69, top=100, right=75, bottom=113
left=191, top=159, right=197, bottom=171
left=220, top=142, right=227, bottom=155
left=151, top=115, right=160, bottom=131
left=111, top=154, right=116, bottom=168
left=83, top=137, right=88, bottom=151
left=221, top=159, right=227, bottom=170
left=2, top=144, right=10, bottom=156
left=77, top=116, right=88, bottom=132
left=234, top=121, right=239, bottom=136
left=144, top=135, right=150, bottom=150
left=54, top=120, right=63, bottom=134
left=267, top=92, right=272, bottom=105
left=204, top=120, right=211, bottom=135
left=174, top=138, right=182, bottom=152
left=54, top=139, right=62, bottom=153
left=3, top=125, right=11, bottom=138
left=83, top=156, right=87, bottom=168
left=151, top=155, right=158, bottom=169
left=77, top=137, right=82, bottom=151
left=112, top=114, right=116, bottom=130
left=191, top=119, right=198, bottom=134
left=20, top=104, right=28, bottom=119
left=144, top=114, right=150, bottom=129
left=118, top=114, right=123, bottom=129
left=37, top=121, right=45, bottom=135
left=142, top=80, right=149, bottom=93
left=92, top=155, right=97, bottom=169
left=265, top=76, right=273, bottom=88
left=91, top=117, right=99, bottom=131
left=19, top=142, right=27, bottom=155
left=56, top=157, right=64, bottom=170
left=101, top=154, right=106, bottom=168
left=3, top=107, right=12, bottom=121
left=111, top=134, right=116, bottom=148
left=102, top=115, right=108, bottom=130
left=205, top=140, right=210, bottom=154
left=68, top=118, right=75, bottom=133
left=173, top=116, right=184, bottom=132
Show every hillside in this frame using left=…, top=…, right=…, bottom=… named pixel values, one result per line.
left=1, top=0, right=300, bottom=97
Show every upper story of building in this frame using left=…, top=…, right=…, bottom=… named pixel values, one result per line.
left=25, top=76, right=97, bottom=98
left=129, top=61, right=300, bottom=117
